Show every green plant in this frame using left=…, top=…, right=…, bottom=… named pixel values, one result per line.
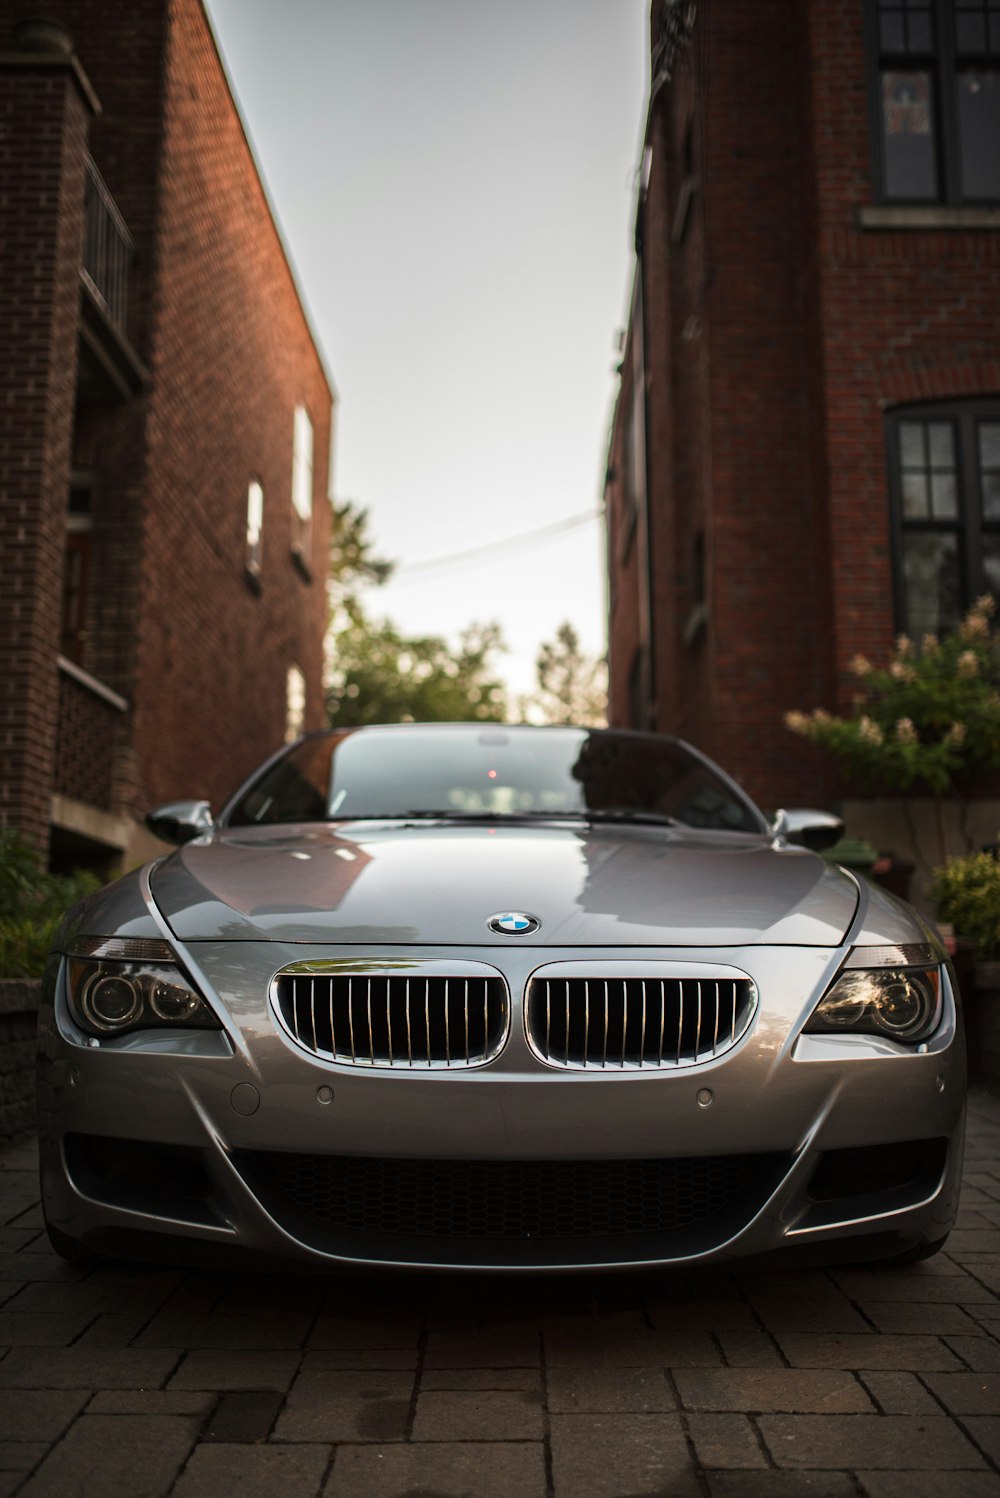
left=0, top=831, right=101, bottom=979
left=784, top=596, right=1000, bottom=866
left=933, top=851, right=1000, bottom=961
left=785, top=596, right=1000, bottom=795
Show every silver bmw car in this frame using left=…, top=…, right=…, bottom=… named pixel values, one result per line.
left=38, top=723, right=965, bottom=1272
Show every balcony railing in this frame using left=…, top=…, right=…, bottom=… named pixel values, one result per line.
left=81, top=155, right=134, bottom=338
left=54, top=657, right=128, bottom=814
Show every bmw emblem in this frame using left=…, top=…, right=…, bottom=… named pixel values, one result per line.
left=488, top=911, right=541, bottom=936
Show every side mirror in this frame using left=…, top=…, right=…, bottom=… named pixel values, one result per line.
left=771, top=808, right=845, bottom=853
left=145, top=800, right=215, bottom=846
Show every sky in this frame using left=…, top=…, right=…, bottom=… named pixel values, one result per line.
left=204, top=0, right=648, bottom=699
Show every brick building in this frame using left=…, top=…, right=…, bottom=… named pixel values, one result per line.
left=0, top=2, right=334, bottom=871
left=606, top=0, right=1000, bottom=813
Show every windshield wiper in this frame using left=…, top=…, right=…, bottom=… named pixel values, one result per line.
left=581, top=809, right=679, bottom=827
left=396, top=811, right=584, bottom=823
left=330, top=809, right=678, bottom=826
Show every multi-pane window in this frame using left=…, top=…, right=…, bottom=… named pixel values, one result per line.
left=870, top=0, right=1000, bottom=202
left=291, top=404, right=313, bottom=559
left=889, top=403, right=1000, bottom=635
left=246, top=480, right=264, bottom=578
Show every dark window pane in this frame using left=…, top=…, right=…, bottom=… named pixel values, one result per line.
left=902, top=532, right=962, bottom=635
left=982, top=473, right=1000, bottom=519
left=982, top=535, right=1000, bottom=600
left=931, top=472, right=959, bottom=518
left=959, top=71, right=1000, bottom=196
left=882, top=72, right=938, bottom=198
left=908, top=12, right=933, bottom=49
left=928, top=421, right=955, bottom=467
left=979, top=421, right=1000, bottom=468
left=991, top=16, right=1000, bottom=51
left=957, top=13, right=988, bottom=50
left=900, top=421, right=926, bottom=466
left=903, top=471, right=931, bottom=517
left=881, top=11, right=906, bottom=49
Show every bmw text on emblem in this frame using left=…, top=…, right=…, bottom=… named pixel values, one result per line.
left=488, top=911, right=541, bottom=936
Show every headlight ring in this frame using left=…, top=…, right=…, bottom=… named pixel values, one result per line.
left=805, top=959, right=942, bottom=1045
left=65, top=943, right=219, bottom=1038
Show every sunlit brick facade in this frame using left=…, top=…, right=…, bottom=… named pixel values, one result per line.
left=0, top=2, right=335, bottom=869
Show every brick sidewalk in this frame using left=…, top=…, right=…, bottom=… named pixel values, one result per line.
left=0, top=1094, right=998, bottom=1497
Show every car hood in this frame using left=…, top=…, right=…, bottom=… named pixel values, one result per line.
left=149, top=821, right=859, bottom=947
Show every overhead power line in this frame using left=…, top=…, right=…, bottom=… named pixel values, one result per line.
left=392, top=508, right=604, bottom=582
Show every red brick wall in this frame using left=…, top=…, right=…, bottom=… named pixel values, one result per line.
left=804, top=0, right=1000, bottom=701
left=609, top=0, right=999, bottom=812
left=0, top=56, right=93, bottom=848
left=131, top=0, right=333, bottom=813
left=4, top=0, right=335, bottom=834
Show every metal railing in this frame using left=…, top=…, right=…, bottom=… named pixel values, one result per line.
left=54, top=657, right=128, bottom=813
left=81, top=156, right=134, bottom=338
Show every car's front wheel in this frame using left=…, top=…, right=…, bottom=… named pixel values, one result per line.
left=881, top=1233, right=950, bottom=1267
left=45, top=1223, right=112, bottom=1269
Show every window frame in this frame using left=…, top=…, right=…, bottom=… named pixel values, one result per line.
left=61, top=473, right=94, bottom=665
left=865, top=0, right=1000, bottom=206
left=887, top=397, right=1000, bottom=634
left=245, top=477, right=264, bottom=585
left=290, top=403, right=314, bottom=569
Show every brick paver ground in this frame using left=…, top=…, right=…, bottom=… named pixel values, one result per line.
left=0, top=1092, right=997, bottom=1497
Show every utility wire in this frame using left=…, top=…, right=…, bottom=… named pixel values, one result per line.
left=392, top=508, right=603, bottom=582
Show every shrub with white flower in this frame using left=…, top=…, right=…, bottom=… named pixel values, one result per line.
left=783, top=596, right=1000, bottom=797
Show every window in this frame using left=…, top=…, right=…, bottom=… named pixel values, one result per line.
left=285, top=665, right=306, bottom=743
left=246, top=480, right=264, bottom=579
left=869, top=0, right=1000, bottom=203
left=291, top=404, right=313, bottom=560
left=61, top=477, right=93, bottom=663
left=889, top=401, right=1000, bottom=635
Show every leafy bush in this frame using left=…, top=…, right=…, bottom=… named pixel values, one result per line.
left=0, top=831, right=101, bottom=980
left=933, top=851, right=1000, bottom=962
left=784, top=596, right=1000, bottom=796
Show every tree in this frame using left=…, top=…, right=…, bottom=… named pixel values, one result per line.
left=325, top=502, right=509, bottom=724
left=328, top=500, right=394, bottom=626
left=524, top=622, right=607, bottom=726
left=327, top=618, right=508, bottom=726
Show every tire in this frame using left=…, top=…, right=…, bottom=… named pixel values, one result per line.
left=881, top=1233, right=950, bottom=1267
left=45, top=1223, right=112, bottom=1269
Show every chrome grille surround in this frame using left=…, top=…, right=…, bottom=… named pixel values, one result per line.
left=270, top=959, right=510, bottom=1070
left=524, top=961, right=758, bottom=1071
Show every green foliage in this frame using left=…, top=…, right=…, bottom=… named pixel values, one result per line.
left=0, top=830, right=100, bottom=979
left=326, top=502, right=510, bottom=725
left=784, top=596, right=1000, bottom=796
left=328, top=500, right=395, bottom=625
left=933, top=851, right=1000, bottom=961
left=327, top=618, right=509, bottom=726
left=526, top=622, right=608, bottom=727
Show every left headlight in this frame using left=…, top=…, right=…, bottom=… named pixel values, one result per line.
left=805, top=948, right=943, bottom=1045
left=64, top=937, right=220, bottom=1038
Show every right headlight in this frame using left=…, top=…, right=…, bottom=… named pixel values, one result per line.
left=64, top=937, right=220, bottom=1038
left=805, top=947, right=943, bottom=1045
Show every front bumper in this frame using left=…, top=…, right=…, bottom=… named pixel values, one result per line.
left=38, top=940, right=967, bottom=1271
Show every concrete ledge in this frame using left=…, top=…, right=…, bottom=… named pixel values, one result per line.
left=0, top=979, right=42, bottom=1017
left=857, top=205, right=1000, bottom=231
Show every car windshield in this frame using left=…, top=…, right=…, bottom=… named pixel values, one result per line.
left=225, top=726, right=766, bottom=834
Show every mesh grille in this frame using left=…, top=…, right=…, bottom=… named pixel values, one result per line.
left=240, top=1151, right=780, bottom=1241
left=271, top=971, right=508, bottom=1068
left=525, top=975, right=756, bottom=1070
